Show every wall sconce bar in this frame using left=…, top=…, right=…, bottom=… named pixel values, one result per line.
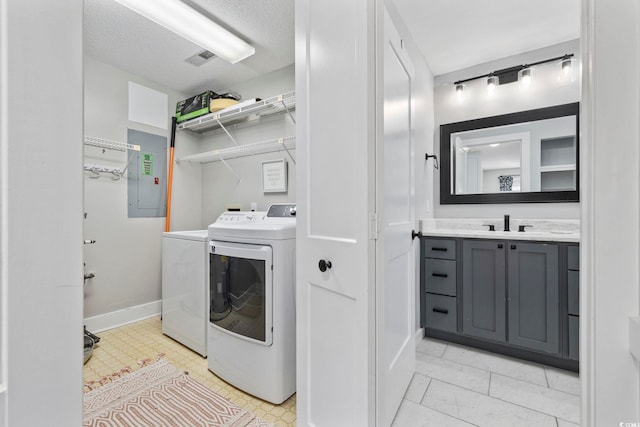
left=453, top=53, right=574, bottom=87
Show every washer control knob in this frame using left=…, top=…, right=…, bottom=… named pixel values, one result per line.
left=290, top=206, right=296, bottom=216
left=318, top=259, right=332, bottom=272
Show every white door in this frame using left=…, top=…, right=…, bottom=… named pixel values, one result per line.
left=376, top=9, right=416, bottom=427
left=295, top=0, right=377, bottom=425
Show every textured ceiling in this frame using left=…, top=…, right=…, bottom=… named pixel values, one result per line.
left=84, top=0, right=580, bottom=96
left=84, top=0, right=295, bottom=95
left=392, top=0, right=581, bottom=76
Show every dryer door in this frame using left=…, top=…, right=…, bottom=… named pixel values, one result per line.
left=209, top=241, right=273, bottom=346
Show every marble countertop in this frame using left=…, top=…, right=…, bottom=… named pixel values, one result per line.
left=419, top=218, right=580, bottom=243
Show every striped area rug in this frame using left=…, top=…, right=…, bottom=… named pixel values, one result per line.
left=83, top=358, right=272, bottom=427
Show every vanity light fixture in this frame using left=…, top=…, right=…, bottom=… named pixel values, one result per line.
left=113, top=0, right=255, bottom=64
left=452, top=53, right=575, bottom=94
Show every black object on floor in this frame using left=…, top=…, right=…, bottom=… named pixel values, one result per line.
left=83, top=327, right=101, bottom=364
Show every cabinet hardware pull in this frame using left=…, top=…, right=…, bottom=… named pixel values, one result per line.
left=411, top=230, right=423, bottom=240
left=498, top=243, right=503, bottom=249
left=511, top=244, right=517, bottom=250
left=432, top=247, right=447, bottom=252
left=432, top=273, right=448, bottom=278
left=432, top=307, right=448, bottom=314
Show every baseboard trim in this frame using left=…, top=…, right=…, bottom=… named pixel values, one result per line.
left=414, top=327, right=425, bottom=345
left=84, top=300, right=161, bottom=333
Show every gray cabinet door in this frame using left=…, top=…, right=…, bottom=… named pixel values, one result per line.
left=462, top=240, right=506, bottom=342
left=507, top=243, right=560, bottom=354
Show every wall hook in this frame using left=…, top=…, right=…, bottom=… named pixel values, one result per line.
left=425, top=153, right=439, bottom=169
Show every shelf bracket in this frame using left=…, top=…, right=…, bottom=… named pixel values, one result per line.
left=279, top=95, right=296, bottom=125
left=279, top=138, right=297, bottom=165
left=216, top=119, right=239, bottom=146
left=218, top=155, right=241, bottom=182
left=121, top=151, right=136, bottom=176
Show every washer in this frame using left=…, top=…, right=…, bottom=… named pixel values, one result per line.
left=207, top=204, right=296, bottom=404
left=162, top=230, right=209, bottom=357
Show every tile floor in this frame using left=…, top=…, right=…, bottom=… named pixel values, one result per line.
left=83, top=316, right=297, bottom=426
left=84, top=318, right=580, bottom=427
left=392, top=337, right=581, bottom=427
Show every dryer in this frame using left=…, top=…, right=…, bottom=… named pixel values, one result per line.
left=207, top=204, right=296, bottom=404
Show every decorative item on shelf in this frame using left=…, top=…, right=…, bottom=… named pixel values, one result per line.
left=262, top=159, right=288, bottom=193
left=498, top=175, right=514, bottom=191
left=425, top=153, right=439, bottom=169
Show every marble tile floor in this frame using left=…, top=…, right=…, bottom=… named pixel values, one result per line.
left=83, top=316, right=296, bottom=426
left=393, top=337, right=581, bottom=427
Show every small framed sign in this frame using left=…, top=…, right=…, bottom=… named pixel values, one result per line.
left=262, top=159, right=288, bottom=193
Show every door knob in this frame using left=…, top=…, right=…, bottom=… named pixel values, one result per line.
left=318, top=259, right=332, bottom=272
left=411, top=230, right=423, bottom=240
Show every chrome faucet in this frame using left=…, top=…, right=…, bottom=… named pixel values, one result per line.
left=504, top=214, right=510, bottom=232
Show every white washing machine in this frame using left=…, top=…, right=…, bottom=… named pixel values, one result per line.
left=207, top=204, right=296, bottom=404
left=161, top=230, right=209, bottom=357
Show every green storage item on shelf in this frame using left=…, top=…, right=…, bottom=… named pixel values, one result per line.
left=176, top=90, right=218, bottom=123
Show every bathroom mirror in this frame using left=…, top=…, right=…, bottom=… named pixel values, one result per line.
left=440, top=102, right=579, bottom=204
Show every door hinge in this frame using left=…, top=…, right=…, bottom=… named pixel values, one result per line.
left=369, top=212, right=378, bottom=240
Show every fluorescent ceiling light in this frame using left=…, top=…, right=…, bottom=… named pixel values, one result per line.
left=114, top=0, right=255, bottom=64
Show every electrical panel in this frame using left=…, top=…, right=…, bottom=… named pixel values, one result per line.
left=127, top=129, right=167, bottom=218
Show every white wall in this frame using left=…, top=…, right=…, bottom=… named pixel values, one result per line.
left=190, top=66, right=297, bottom=225
left=83, top=57, right=201, bottom=322
left=1, top=1, right=83, bottom=425
left=433, top=39, right=581, bottom=219
left=582, top=0, right=640, bottom=424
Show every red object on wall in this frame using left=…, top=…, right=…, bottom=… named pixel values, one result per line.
left=154, top=177, right=159, bottom=185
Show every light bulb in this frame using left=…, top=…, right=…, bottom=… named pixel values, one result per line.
left=455, top=83, right=464, bottom=101
left=521, top=68, right=532, bottom=86
left=487, top=76, right=498, bottom=92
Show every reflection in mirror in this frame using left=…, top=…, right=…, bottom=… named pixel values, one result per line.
left=440, top=103, right=579, bottom=204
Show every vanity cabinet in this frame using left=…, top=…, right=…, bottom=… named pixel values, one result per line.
left=421, top=238, right=458, bottom=334
left=421, top=236, right=578, bottom=371
left=567, top=244, right=580, bottom=360
left=461, top=240, right=559, bottom=354
left=506, top=242, right=559, bottom=354
left=462, top=240, right=506, bottom=342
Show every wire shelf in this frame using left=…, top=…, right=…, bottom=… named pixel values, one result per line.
left=177, top=91, right=296, bottom=133
left=84, top=136, right=141, bottom=152
left=177, top=137, right=296, bottom=164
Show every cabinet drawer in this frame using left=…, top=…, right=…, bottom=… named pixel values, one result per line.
left=424, top=294, right=457, bottom=333
left=568, top=270, right=579, bottom=315
left=425, top=259, right=457, bottom=296
left=568, top=314, right=579, bottom=360
left=568, top=245, right=579, bottom=271
left=423, top=238, right=456, bottom=260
